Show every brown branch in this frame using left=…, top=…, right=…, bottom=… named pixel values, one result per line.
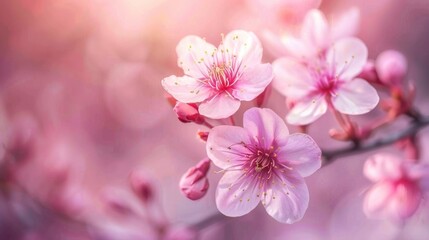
left=322, top=115, right=429, bottom=164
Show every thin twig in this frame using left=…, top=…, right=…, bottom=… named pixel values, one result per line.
left=191, top=212, right=227, bottom=230
left=322, top=116, right=429, bottom=163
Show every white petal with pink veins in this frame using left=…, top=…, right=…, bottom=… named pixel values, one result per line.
left=332, top=78, right=379, bottom=115
left=216, top=171, right=261, bottom=217
left=243, top=108, right=289, bottom=149
left=222, top=30, right=262, bottom=69
left=301, top=9, right=329, bottom=50
left=232, top=63, right=273, bottom=101
left=176, top=35, right=217, bottom=79
left=276, top=133, right=321, bottom=177
left=286, top=95, right=328, bottom=125
left=206, top=125, right=252, bottom=169
left=263, top=172, right=309, bottom=224
left=273, top=57, right=316, bottom=99
left=327, top=38, right=367, bottom=81
left=162, top=75, right=211, bottom=103
left=199, top=93, right=240, bottom=119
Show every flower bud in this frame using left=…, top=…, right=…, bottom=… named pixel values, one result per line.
left=358, top=60, right=379, bottom=84
left=129, top=171, right=154, bottom=203
left=197, top=131, right=209, bottom=142
left=179, top=158, right=210, bottom=200
left=174, top=102, right=204, bottom=124
left=375, top=50, right=407, bottom=86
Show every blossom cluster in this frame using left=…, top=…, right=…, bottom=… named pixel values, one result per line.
left=162, top=8, right=429, bottom=225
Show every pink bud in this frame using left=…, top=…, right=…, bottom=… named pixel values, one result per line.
left=129, top=171, right=154, bottom=203
left=179, top=158, right=210, bottom=200
left=197, top=131, right=209, bottom=142
left=358, top=60, right=379, bottom=84
left=375, top=50, right=407, bottom=86
left=174, top=102, right=204, bottom=124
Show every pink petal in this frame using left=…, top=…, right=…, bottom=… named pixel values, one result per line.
left=272, top=57, right=316, bottom=99
left=232, top=63, right=273, bottom=101
left=301, top=9, right=329, bottom=50
left=243, top=108, right=289, bottom=149
left=363, top=182, right=395, bottom=218
left=276, top=133, right=321, bottom=177
left=215, top=171, right=260, bottom=217
left=390, top=181, right=421, bottom=219
left=363, top=154, right=403, bottom=182
left=330, top=7, right=360, bottom=41
left=206, top=125, right=252, bottom=169
left=332, top=78, right=379, bottom=115
left=263, top=172, right=309, bottom=224
left=222, top=30, right=262, bottom=68
left=282, top=36, right=316, bottom=60
left=326, top=38, right=368, bottom=81
left=286, top=95, right=327, bottom=125
left=198, top=93, right=240, bottom=119
left=176, top=35, right=217, bottom=79
left=261, top=30, right=289, bottom=59
left=162, top=75, right=211, bottom=103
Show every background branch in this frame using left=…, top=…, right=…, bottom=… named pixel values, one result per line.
left=322, top=115, right=429, bottom=164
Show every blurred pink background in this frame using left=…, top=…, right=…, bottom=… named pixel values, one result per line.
left=1, top=0, right=429, bottom=239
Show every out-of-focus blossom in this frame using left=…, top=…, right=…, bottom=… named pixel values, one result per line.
left=206, top=108, right=321, bottom=223
left=375, top=50, right=407, bottom=87
left=174, top=102, right=204, bottom=124
left=179, top=158, right=211, bottom=200
left=264, top=8, right=360, bottom=59
left=363, top=154, right=429, bottom=221
left=273, top=38, right=379, bottom=125
left=129, top=171, right=154, bottom=204
left=245, top=0, right=321, bottom=28
left=162, top=30, right=273, bottom=119
left=164, top=226, right=197, bottom=240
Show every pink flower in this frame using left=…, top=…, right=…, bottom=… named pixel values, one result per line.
left=264, top=8, right=360, bottom=59
left=363, top=154, right=429, bottom=220
left=273, top=38, right=379, bottom=125
left=206, top=108, right=321, bottom=223
left=162, top=30, right=273, bottom=119
left=179, top=158, right=211, bottom=200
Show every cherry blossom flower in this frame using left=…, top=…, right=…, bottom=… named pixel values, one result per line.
left=263, top=8, right=360, bottom=59
left=363, top=154, right=429, bottom=221
left=162, top=30, right=273, bottom=119
left=206, top=108, right=321, bottom=223
left=273, top=37, right=379, bottom=125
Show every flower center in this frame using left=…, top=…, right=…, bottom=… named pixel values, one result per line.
left=316, top=72, right=339, bottom=96
left=207, top=62, right=237, bottom=91
left=247, top=146, right=280, bottom=181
